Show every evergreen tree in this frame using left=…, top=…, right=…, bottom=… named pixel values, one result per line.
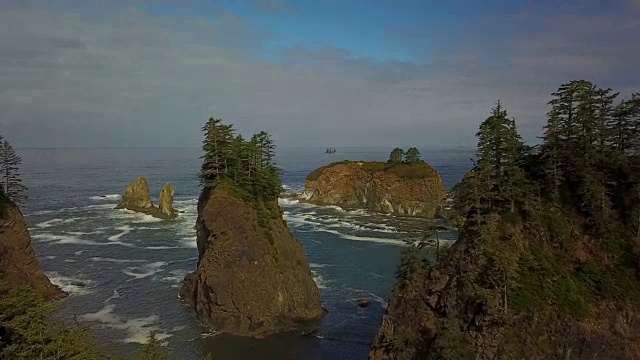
left=0, top=140, right=27, bottom=205
left=200, top=118, right=234, bottom=187
left=474, top=101, right=527, bottom=213
left=404, top=147, right=421, bottom=164
left=388, top=148, right=405, bottom=164
left=132, top=332, right=171, bottom=360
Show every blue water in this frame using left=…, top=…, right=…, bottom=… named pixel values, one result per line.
left=19, top=146, right=472, bottom=360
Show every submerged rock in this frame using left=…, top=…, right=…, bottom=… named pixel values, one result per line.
left=0, top=197, right=65, bottom=299
left=180, top=183, right=325, bottom=337
left=115, top=177, right=178, bottom=220
left=356, top=298, right=371, bottom=308
left=302, top=161, right=445, bottom=218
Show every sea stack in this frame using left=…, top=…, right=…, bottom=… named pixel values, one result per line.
left=180, top=118, right=323, bottom=337
left=180, top=182, right=325, bottom=337
left=0, top=197, right=65, bottom=299
left=302, top=161, right=445, bottom=218
left=115, top=177, right=178, bottom=220
left=158, top=183, right=178, bottom=219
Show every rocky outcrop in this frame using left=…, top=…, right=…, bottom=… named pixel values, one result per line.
left=0, top=198, right=65, bottom=299
left=115, top=177, right=178, bottom=220
left=369, top=213, right=640, bottom=360
left=158, top=183, right=178, bottom=219
left=302, top=161, right=445, bottom=218
left=180, top=183, right=325, bottom=337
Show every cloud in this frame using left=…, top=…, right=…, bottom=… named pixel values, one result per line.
left=0, top=3, right=639, bottom=148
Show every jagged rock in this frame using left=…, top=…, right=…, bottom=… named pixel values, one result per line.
left=180, top=183, right=325, bottom=337
left=115, top=177, right=178, bottom=220
left=0, top=198, right=65, bottom=299
left=158, top=183, right=178, bottom=220
left=301, top=161, right=445, bottom=218
left=115, top=176, right=153, bottom=211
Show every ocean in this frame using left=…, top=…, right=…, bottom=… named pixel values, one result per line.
left=19, top=146, right=473, bottom=360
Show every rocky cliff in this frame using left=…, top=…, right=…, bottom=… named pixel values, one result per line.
left=116, top=177, right=177, bottom=220
left=302, top=161, right=445, bottom=218
left=0, top=197, right=65, bottom=299
left=369, top=211, right=640, bottom=360
left=180, top=181, right=325, bottom=337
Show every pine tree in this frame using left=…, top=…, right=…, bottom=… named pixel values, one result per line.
left=0, top=140, right=27, bottom=205
left=404, top=147, right=421, bottom=164
left=200, top=118, right=234, bottom=187
left=133, top=332, right=171, bottom=360
left=388, top=148, right=405, bottom=164
left=474, top=101, right=527, bottom=213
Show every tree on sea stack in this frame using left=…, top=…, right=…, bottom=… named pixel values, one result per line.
left=388, top=148, right=405, bottom=164
left=405, top=147, right=421, bottom=164
left=0, top=139, right=27, bottom=204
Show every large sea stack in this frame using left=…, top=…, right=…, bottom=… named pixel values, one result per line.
left=302, top=161, right=445, bottom=218
left=0, top=196, right=64, bottom=299
left=180, top=180, right=325, bottom=337
left=115, top=177, right=178, bottom=220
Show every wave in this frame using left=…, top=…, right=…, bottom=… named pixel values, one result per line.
left=79, top=304, right=171, bottom=345
left=90, top=194, right=121, bottom=201
left=35, top=217, right=81, bottom=228
left=108, top=225, right=134, bottom=241
left=88, top=257, right=148, bottom=264
left=46, top=272, right=95, bottom=296
left=310, top=263, right=330, bottom=268
left=33, top=233, right=135, bottom=247
left=122, top=261, right=168, bottom=280
left=158, top=269, right=189, bottom=288
left=317, top=228, right=407, bottom=246
left=104, top=288, right=122, bottom=303
left=312, top=270, right=327, bottom=289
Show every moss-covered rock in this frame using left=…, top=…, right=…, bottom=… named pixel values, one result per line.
left=302, top=161, right=445, bottom=218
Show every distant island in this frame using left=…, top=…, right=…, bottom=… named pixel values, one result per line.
left=325, top=148, right=336, bottom=153
left=301, top=147, right=445, bottom=218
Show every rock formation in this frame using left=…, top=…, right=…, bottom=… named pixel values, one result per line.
left=158, top=183, right=178, bottom=219
left=180, top=183, right=325, bottom=337
left=302, top=161, right=445, bottom=218
left=369, top=212, right=640, bottom=360
left=115, top=177, right=178, bottom=220
left=0, top=197, right=65, bottom=299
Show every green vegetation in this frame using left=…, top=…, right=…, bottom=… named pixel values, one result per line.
left=0, top=283, right=219, bottom=360
left=450, top=80, right=640, bottom=317
left=307, top=159, right=439, bottom=181
left=387, top=147, right=422, bottom=165
left=199, top=118, right=282, bottom=201
left=0, top=133, right=27, bottom=205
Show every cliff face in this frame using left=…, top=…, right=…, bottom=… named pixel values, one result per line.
left=302, top=161, right=445, bottom=218
left=369, top=213, right=640, bottom=360
left=116, top=177, right=177, bottom=220
left=179, top=183, right=325, bottom=337
left=0, top=199, right=64, bottom=299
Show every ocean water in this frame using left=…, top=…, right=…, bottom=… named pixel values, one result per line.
left=20, top=146, right=472, bottom=360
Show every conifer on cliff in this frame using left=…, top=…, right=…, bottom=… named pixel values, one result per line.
left=404, top=147, right=421, bottom=164
left=0, top=139, right=27, bottom=205
left=388, top=148, right=404, bottom=164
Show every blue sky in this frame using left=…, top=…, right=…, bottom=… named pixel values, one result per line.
left=1, top=0, right=639, bottom=147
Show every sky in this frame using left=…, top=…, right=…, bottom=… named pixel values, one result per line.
left=1, top=0, right=639, bottom=148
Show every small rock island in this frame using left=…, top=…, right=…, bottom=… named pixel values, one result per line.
left=180, top=119, right=324, bottom=337
left=115, top=176, right=178, bottom=219
left=302, top=147, right=445, bottom=218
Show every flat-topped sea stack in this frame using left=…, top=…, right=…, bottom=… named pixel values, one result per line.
left=0, top=196, right=65, bottom=299
left=301, top=160, right=445, bottom=218
left=115, top=176, right=178, bottom=220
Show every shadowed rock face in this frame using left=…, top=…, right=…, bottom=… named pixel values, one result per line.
left=0, top=198, right=65, bottom=299
left=115, top=177, right=177, bottom=220
left=180, top=185, right=325, bottom=338
left=302, top=162, right=445, bottom=218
